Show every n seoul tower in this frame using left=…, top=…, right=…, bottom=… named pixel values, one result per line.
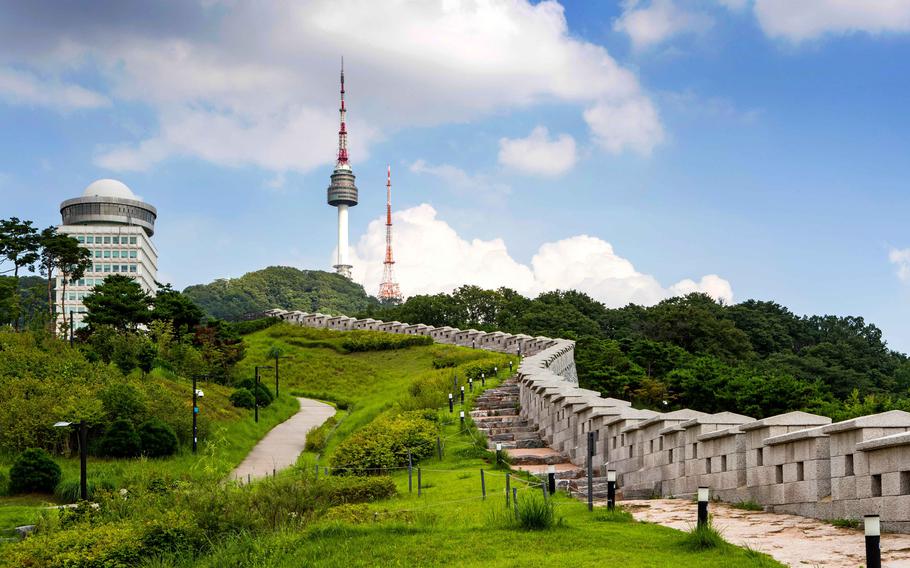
left=327, top=58, right=357, bottom=279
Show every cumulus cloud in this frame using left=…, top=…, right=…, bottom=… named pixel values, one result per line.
left=614, top=0, right=715, bottom=49
left=753, top=0, right=910, bottom=42
left=498, top=126, right=577, bottom=176
left=584, top=97, right=665, bottom=155
left=409, top=159, right=510, bottom=200
left=0, top=66, right=109, bottom=110
left=350, top=204, right=733, bottom=306
left=890, top=248, right=910, bottom=282
left=0, top=1, right=665, bottom=172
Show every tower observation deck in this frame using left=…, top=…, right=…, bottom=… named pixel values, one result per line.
left=327, top=59, right=357, bottom=279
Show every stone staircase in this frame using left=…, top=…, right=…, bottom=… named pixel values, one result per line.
left=472, top=378, right=583, bottom=480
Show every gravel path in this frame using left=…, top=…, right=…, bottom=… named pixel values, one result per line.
left=231, top=397, right=335, bottom=482
left=623, top=498, right=910, bottom=567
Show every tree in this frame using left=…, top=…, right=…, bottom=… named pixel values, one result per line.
left=83, top=275, right=151, bottom=331
left=38, top=227, right=91, bottom=333
left=0, top=217, right=41, bottom=330
left=151, top=283, right=204, bottom=333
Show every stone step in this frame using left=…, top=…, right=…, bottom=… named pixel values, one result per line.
left=477, top=425, right=535, bottom=435
left=470, top=408, right=518, bottom=417
left=507, top=448, right=569, bottom=466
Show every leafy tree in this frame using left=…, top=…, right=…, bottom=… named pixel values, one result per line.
left=99, top=383, right=148, bottom=424
left=83, top=275, right=152, bottom=332
left=151, top=283, right=204, bottom=332
left=138, top=418, right=179, bottom=457
left=193, top=320, right=244, bottom=384
left=0, top=217, right=41, bottom=330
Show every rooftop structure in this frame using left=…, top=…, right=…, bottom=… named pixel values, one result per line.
left=327, top=58, right=357, bottom=279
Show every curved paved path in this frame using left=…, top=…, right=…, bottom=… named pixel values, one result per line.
left=624, top=498, right=910, bottom=567
left=231, top=397, right=336, bottom=482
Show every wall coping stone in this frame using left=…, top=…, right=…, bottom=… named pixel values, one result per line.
left=637, top=409, right=710, bottom=429
left=739, top=411, right=831, bottom=431
left=697, top=426, right=743, bottom=442
left=821, top=410, right=910, bottom=434
left=856, top=431, right=910, bottom=452
left=764, top=425, right=829, bottom=446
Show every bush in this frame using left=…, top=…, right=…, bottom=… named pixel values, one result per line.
left=0, top=467, right=8, bottom=496
left=330, top=411, right=439, bottom=475
left=99, top=383, right=148, bottom=423
left=101, top=418, right=141, bottom=458
left=682, top=521, right=727, bottom=551
left=230, top=388, right=256, bottom=409
left=9, top=447, right=62, bottom=494
left=318, top=475, right=397, bottom=504
left=138, top=418, right=179, bottom=457
left=235, top=378, right=273, bottom=407
left=515, top=491, right=558, bottom=531
left=304, top=415, right=338, bottom=452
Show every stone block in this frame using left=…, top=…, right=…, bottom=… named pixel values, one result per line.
left=832, top=476, right=856, bottom=500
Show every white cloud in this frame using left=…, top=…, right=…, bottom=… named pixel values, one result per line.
left=0, top=1, right=665, bottom=172
left=498, top=126, right=577, bottom=176
left=890, top=248, right=910, bottom=282
left=350, top=204, right=733, bottom=306
left=753, top=0, right=910, bottom=42
left=409, top=159, right=510, bottom=200
left=614, top=0, right=715, bottom=49
left=584, top=97, right=665, bottom=155
left=0, top=67, right=109, bottom=110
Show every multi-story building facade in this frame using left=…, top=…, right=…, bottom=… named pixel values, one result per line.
left=56, top=179, right=158, bottom=331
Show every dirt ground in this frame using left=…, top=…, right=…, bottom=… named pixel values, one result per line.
left=622, top=498, right=910, bottom=567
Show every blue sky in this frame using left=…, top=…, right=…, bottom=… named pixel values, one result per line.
left=1, top=1, right=909, bottom=352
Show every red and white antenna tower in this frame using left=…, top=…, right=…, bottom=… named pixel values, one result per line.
left=378, top=165, right=402, bottom=303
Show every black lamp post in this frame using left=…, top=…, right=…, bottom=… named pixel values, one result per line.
left=69, top=310, right=74, bottom=348
left=192, top=377, right=204, bottom=454
left=273, top=355, right=291, bottom=397
left=254, top=366, right=273, bottom=423
left=54, top=420, right=87, bottom=500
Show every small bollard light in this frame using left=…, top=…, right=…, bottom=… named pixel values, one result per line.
left=865, top=515, right=881, bottom=568
left=548, top=464, right=556, bottom=495
left=460, top=410, right=465, bottom=429
left=494, top=366, right=498, bottom=376
left=607, top=469, right=617, bottom=511
left=509, top=360, right=513, bottom=372
left=496, top=442, right=502, bottom=465
left=449, top=393, right=454, bottom=413
left=469, top=378, right=473, bottom=392
left=697, top=486, right=710, bottom=528
left=481, top=372, right=485, bottom=386
left=460, top=386, right=465, bottom=403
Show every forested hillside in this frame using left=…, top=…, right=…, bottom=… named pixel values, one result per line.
left=370, top=287, right=910, bottom=420
left=183, top=266, right=378, bottom=321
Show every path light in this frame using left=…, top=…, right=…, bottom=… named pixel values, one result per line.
left=496, top=442, right=502, bottom=465
left=865, top=515, right=881, bottom=568
left=547, top=464, right=556, bottom=494
left=697, top=486, right=710, bottom=528
left=460, top=410, right=465, bottom=429
left=54, top=421, right=88, bottom=501
left=607, top=469, right=617, bottom=511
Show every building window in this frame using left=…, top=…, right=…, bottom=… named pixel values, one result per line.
left=845, top=454, right=854, bottom=476
left=94, top=250, right=101, bottom=258
left=103, top=250, right=111, bottom=258
left=103, top=236, right=110, bottom=244
left=68, top=293, right=76, bottom=301
left=112, top=251, right=120, bottom=258
left=77, top=236, right=85, bottom=243
left=121, top=265, right=128, bottom=272
left=113, top=265, right=120, bottom=272
left=95, top=264, right=102, bottom=272
left=129, top=265, right=137, bottom=273
left=129, top=250, right=137, bottom=259
left=112, top=236, right=119, bottom=244
left=872, top=474, right=882, bottom=497
left=129, top=236, right=137, bottom=244
left=103, top=264, right=111, bottom=273
left=86, top=236, right=94, bottom=244
left=77, top=279, right=84, bottom=286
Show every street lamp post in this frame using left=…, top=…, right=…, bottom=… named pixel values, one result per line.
left=69, top=310, right=74, bottom=348
left=54, top=420, right=87, bottom=500
left=192, top=378, right=204, bottom=454
left=273, top=355, right=291, bottom=397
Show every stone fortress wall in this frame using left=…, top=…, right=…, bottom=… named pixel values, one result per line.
left=265, top=308, right=910, bottom=532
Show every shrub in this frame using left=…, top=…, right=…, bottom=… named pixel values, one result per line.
left=0, top=467, right=8, bottom=496
left=304, top=415, right=338, bottom=452
left=101, top=418, right=141, bottom=458
left=330, top=411, right=439, bottom=475
left=2, top=522, right=146, bottom=568
left=515, top=492, right=558, bottom=531
left=9, top=448, right=62, bottom=494
left=99, top=383, right=148, bottom=423
left=230, top=388, right=256, bottom=409
left=319, top=475, right=397, bottom=504
left=138, top=418, right=179, bottom=457
left=235, top=378, right=273, bottom=407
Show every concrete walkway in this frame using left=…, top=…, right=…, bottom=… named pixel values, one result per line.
left=623, top=498, right=910, bottom=567
left=231, top=397, right=336, bottom=482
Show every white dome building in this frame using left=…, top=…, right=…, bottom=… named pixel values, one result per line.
left=56, top=179, right=159, bottom=331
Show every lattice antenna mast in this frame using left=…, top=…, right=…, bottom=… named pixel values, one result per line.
left=378, top=165, right=402, bottom=303
left=337, top=57, right=349, bottom=166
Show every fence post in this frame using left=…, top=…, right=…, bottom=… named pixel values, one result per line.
left=437, top=436, right=443, bottom=460
left=697, top=486, right=709, bottom=528
left=506, top=473, right=511, bottom=506
left=512, top=487, right=518, bottom=518
left=481, top=469, right=486, bottom=500
left=587, top=431, right=594, bottom=512
left=865, top=515, right=881, bottom=568
left=417, top=467, right=422, bottom=497
left=408, top=451, right=413, bottom=494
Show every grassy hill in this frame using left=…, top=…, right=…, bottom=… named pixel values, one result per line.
left=183, top=266, right=379, bottom=321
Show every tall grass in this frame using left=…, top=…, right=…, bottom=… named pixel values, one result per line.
left=681, top=520, right=727, bottom=551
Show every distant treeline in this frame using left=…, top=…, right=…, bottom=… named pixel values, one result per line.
left=366, top=286, right=910, bottom=420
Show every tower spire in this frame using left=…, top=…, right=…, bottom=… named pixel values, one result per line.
left=337, top=57, right=349, bottom=166
left=378, top=165, right=402, bottom=303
